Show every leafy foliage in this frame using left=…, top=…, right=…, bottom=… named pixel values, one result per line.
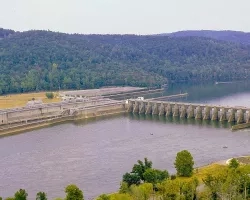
left=143, top=168, right=169, bottom=185
left=166, top=30, right=250, bottom=45
left=229, top=158, right=240, bottom=169
left=45, top=92, right=54, bottom=99
left=65, top=184, right=84, bottom=200
left=5, top=198, right=15, bottom=200
left=109, top=193, right=132, bottom=200
left=122, top=172, right=141, bottom=187
left=119, top=182, right=130, bottom=194
left=0, top=28, right=15, bottom=38
left=129, top=183, right=153, bottom=200
left=132, top=158, right=153, bottom=181
left=174, top=150, right=194, bottom=177
left=36, top=192, right=47, bottom=200
left=202, top=166, right=250, bottom=199
left=96, top=194, right=110, bottom=200
left=1, top=29, right=250, bottom=94
left=14, top=189, right=28, bottom=200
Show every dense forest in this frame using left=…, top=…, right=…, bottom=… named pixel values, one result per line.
left=161, top=30, right=250, bottom=45
left=1, top=28, right=250, bottom=94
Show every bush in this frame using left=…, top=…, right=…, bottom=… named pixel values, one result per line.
left=97, top=194, right=110, bottom=200
left=45, top=92, right=54, bottom=99
left=170, top=175, right=176, bottom=180
left=229, top=158, right=239, bottom=169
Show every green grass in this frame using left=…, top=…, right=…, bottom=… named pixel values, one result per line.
left=0, top=92, right=60, bottom=109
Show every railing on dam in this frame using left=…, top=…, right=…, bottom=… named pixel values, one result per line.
left=127, top=99, right=250, bottom=124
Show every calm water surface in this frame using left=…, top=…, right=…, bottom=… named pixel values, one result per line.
left=0, top=82, right=250, bottom=199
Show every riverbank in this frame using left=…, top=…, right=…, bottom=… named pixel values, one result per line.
left=0, top=108, right=126, bottom=137
left=95, top=156, right=250, bottom=199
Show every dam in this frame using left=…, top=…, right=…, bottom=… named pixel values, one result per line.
left=127, top=99, right=250, bottom=124
left=0, top=85, right=250, bottom=134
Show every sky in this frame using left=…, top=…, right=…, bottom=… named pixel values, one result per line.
left=0, top=0, right=250, bottom=34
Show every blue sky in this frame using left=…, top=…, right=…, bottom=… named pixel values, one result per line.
left=1, top=0, right=250, bottom=34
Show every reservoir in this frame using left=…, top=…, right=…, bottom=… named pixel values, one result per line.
left=0, top=82, right=250, bottom=199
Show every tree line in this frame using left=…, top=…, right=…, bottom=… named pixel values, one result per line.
left=1, top=184, right=83, bottom=200
left=97, top=151, right=250, bottom=200
left=1, top=29, right=250, bottom=94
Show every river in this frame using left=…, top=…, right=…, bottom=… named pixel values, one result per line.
left=0, top=82, right=250, bottom=199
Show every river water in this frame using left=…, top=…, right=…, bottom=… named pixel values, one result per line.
left=0, top=82, right=250, bottom=199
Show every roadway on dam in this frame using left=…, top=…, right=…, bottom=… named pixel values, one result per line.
left=0, top=81, right=250, bottom=200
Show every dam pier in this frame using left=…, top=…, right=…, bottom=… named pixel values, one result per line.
left=0, top=86, right=250, bottom=135
left=127, top=99, right=250, bottom=128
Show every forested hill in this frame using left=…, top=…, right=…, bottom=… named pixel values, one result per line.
left=161, top=30, right=250, bottom=45
left=0, top=28, right=15, bottom=39
left=1, top=29, right=250, bottom=94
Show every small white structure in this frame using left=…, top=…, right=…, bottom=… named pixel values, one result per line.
left=26, top=100, right=43, bottom=107
left=137, top=97, right=144, bottom=100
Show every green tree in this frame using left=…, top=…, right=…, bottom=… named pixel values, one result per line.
left=109, top=193, right=132, bottom=200
left=36, top=192, right=47, bottom=200
left=14, top=189, right=28, bottom=200
left=143, top=168, right=169, bottom=185
left=130, top=183, right=153, bottom=200
left=5, top=198, right=15, bottom=200
left=181, top=178, right=199, bottom=200
left=138, top=183, right=153, bottom=200
left=122, top=172, right=141, bottom=186
left=202, top=172, right=228, bottom=200
left=229, top=158, right=239, bottom=169
left=174, top=150, right=194, bottom=177
left=157, top=179, right=181, bottom=200
left=119, top=182, right=130, bottom=194
left=96, top=194, right=110, bottom=200
left=45, top=92, right=54, bottom=99
left=65, top=184, right=84, bottom=200
left=132, top=158, right=152, bottom=181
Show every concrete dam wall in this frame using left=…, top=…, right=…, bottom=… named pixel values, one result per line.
left=127, top=100, right=250, bottom=124
left=0, top=99, right=124, bottom=126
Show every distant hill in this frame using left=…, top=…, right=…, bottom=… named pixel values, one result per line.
left=159, top=30, right=250, bottom=45
left=0, top=28, right=250, bottom=94
left=0, top=28, right=15, bottom=39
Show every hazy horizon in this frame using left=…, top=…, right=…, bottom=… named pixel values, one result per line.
left=1, top=0, right=250, bottom=35
left=2, top=27, right=250, bottom=35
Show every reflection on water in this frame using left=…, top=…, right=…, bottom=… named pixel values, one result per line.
left=128, top=113, right=234, bottom=129
left=140, top=81, right=250, bottom=107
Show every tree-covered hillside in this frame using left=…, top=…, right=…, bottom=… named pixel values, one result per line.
left=162, top=30, right=250, bottom=45
left=0, top=28, right=15, bottom=39
left=0, top=29, right=250, bottom=94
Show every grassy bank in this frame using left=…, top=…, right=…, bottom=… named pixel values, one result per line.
left=0, top=92, right=60, bottom=109
left=96, top=157, right=250, bottom=199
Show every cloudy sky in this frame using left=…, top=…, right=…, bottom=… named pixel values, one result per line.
left=1, top=0, right=250, bottom=34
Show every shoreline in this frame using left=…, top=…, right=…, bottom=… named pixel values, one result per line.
left=0, top=110, right=126, bottom=138
left=94, top=156, right=250, bottom=199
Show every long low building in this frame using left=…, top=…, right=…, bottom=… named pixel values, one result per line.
left=60, top=86, right=145, bottom=98
left=0, top=98, right=121, bottom=126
